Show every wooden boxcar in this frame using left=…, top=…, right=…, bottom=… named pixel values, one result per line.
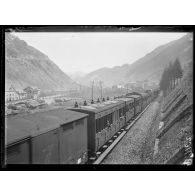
left=44, top=109, right=88, bottom=164
left=6, top=108, right=88, bottom=164
left=69, top=100, right=126, bottom=157
left=126, top=94, right=142, bottom=116
left=152, top=89, right=159, bottom=100
left=117, top=97, right=135, bottom=123
left=5, top=117, right=34, bottom=164
left=139, top=92, right=150, bottom=110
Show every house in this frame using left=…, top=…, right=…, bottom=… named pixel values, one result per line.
left=19, top=91, right=28, bottom=99
left=117, top=84, right=125, bottom=89
left=5, top=87, right=19, bottom=102
left=23, top=86, right=41, bottom=99
left=5, top=86, right=28, bottom=102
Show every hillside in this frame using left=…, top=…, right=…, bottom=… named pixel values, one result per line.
left=80, top=64, right=130, bottom=87
left=125, top=33, right=193, bottom=82
left=5, top=33, right=78, bottom=91
left=153, top=61, right=193, bottom=164
left=81, top=33, right=193, bottom=87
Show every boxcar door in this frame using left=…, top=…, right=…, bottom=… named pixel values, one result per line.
left=74, top=119, right=88, bottom=164
left=32, top=129, right=59, bottom=164
left=59, top=123, right=77, bottom=164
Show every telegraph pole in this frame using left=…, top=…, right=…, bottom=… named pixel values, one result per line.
left=91, top=80, right=94, bottom=102
left=99, top=81, right=103, bottom=101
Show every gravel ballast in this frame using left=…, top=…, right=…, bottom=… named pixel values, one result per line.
left=102, top=99, right=161, bottom=164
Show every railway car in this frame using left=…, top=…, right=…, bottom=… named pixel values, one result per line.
left=6, top=117, right=33, bottom=164
left=126, top=94, right=142, bottom=116
left=117, top=93, right=146, bottom=118
left=152, top=89, right=160, bottom=100
left=6, top=108, right=88, bottom=164
left=69, top=100, right=126, bottom=158
left=6, top=88, right=159, bottom=164
left=116, top=97, right=135, bottom=123
left=139, top=92, right=150, bottom=110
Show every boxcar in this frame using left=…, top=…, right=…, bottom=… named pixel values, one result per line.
left=6, top=108, right=88, bottom=164
left=139, top=92, right=150, bottom=110
left=152, top=89, right=159, bottom=100
left=69, top=100, right=125, bottom=157
left=117, top=97, right=135, bottom=123
left=126, top=94, right=142, bottom=116
left=21, top=111, right=62, bottom=164
left=45, top=109, right=88, bottom=164
left=145, top=90, right=153, bottom=103
left=5, top=117, right=36, bottom=164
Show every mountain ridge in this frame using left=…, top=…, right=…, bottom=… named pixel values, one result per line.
left=5, top=33, right=78, bottom=91
left=80, top=33, right=192, bottom=87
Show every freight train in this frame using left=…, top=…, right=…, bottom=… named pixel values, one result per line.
left=5, top=89, right=159, bottom=164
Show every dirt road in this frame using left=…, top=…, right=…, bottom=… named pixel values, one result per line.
left=102, top=99, right=161, bottom=164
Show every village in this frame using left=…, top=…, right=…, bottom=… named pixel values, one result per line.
left=5, top=80, right=158, bottom=116
left=5, top=85, right=73, bottom=115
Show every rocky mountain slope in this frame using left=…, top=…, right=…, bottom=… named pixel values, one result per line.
left=153, top=61, right=193, bottom=164
left=5, top=33, right=78, bottom=91
left=81, top=33, right=193, bottom=87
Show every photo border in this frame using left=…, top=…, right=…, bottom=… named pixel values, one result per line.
left=1, top=25, right=194, bottom=171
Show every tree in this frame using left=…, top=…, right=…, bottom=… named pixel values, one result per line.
left=167, top=62, right=174, bottom=89
left=159, top=60, right=179, bottom=96
left=170, top=61, right=178, bottom=88
left=174, top=58, right=183, bottom=85
left=159, top=66, right=170, bottom=95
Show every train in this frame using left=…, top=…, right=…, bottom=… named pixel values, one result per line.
left=5, top=89, right=159, bottom=164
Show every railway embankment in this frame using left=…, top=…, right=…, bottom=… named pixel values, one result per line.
left=102, top=96, right=162, bottom=164
left=102, top=69, right=193, bottom=165
left=153, top=72, right=193, bottom=164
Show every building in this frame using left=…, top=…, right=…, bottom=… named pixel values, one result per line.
left=19, top=91, right=28, bottom=99
left=23, top=86, right=41, bottom=99
left=5, top=87, right=20, bottom=102
left=5, top=86, right=27, bottom=102
left=5, top=85, right=41, bottom=102
left=117, top=84, right=125, bottom=89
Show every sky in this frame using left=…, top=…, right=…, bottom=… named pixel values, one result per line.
left=12, top=32, right=186, bottom=74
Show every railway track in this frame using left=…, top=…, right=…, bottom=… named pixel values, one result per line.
left=91, top=103, right=152, bottom=164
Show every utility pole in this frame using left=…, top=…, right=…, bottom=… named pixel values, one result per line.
left=99, top=81, right=103, bottom=101
left=91, top=80, right=94, bottom=102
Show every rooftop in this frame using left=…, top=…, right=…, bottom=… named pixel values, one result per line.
left=70, top=100, right=124, bottom=113
left=5, top=108, right=88, bottom=145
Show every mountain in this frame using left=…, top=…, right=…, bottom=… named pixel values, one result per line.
left=125, top=33, right=193, bottom=82
left=5, top=33, right=78, bottom=91
left=81, top=33, right=193, bottom=87
left=80, top=64, right=130, bottom=86
left=67, top=71, right=87, bottom=83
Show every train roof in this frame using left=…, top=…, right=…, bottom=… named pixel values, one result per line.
left=70, top=99, right=124, bottom=114
left=6, top=117, right=35, bottom=146
left=126, top=94, right=141, bottom=99
left=139, top=92, right=149, bottom=97
left=6, top=108, right=88, bottom=145
left=117, top=97, right=134, bottom=102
